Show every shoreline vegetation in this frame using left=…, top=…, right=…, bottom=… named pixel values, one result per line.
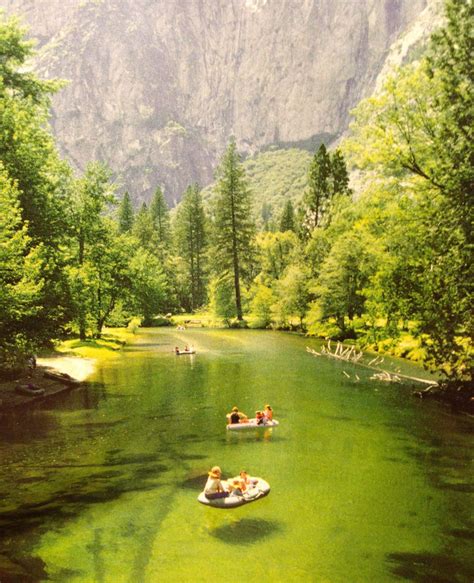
left=0, top=330, right=133, bottom=412
left=1, top=322, right=472, bottom=415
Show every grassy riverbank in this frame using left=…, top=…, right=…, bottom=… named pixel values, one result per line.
left=56, top=329, right=135, bottom=360
left=0, top=329, right=138, bottom=410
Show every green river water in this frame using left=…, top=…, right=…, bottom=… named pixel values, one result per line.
left=0, top=329, right=473, bottom=582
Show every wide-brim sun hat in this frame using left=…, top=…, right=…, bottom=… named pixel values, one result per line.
left=208, top=466, right=222, bottom=478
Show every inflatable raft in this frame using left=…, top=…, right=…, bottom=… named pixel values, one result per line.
left=15, top=384, right=45, bottom=396
left=175, top=350, right=195, bottom=355
left=227, top=418, right=279, bottom=431
left=197, top=477, right=270, bottom=508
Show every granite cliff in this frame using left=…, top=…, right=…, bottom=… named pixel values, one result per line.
left=4, top=0, right=428, bottom=204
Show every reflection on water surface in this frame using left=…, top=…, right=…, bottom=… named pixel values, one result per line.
left=1, top=329, right=472, bottom=582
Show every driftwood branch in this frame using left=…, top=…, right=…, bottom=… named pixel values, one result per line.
left=307, top=341, right=438, bottom=387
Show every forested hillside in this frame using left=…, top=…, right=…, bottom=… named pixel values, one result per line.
left=0, top=0, right=472, bottom=404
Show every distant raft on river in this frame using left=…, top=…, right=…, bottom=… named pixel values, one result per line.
left=227, top=418, right=279, bottom=431
left=174, top=347, right=196, bottom=355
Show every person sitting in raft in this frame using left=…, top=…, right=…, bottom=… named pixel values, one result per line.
left=255, top=410, right=265, bottom=425
left=237, top=471, right=256, bottom=491
left=204, top=466, right=230, bottom=499
left=228, top=471, right=259, bottom=496
left=227, top=406, right=249, bottom=425
left=263, top=404, right=273, bottom=421
left=175, top=346, right=180, bottom=354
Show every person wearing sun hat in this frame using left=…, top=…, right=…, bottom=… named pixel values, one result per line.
left=204, top=466, right=230, bottom=499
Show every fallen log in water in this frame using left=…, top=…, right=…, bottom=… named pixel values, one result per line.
left=43, top=370, right=81, bottom=386
left=307, top=342, right=438, bottom=387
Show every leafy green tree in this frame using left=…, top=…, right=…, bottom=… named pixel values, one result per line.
left=311, top=233, right=368, bottom=333
left=128, top=248, right=167, bottom=326
left=254, top=231, right=299, bottom=285
left=174, top=184, right=207, bottom=310
left=72, top=162, right=115, bottom=265
left=0, top=164, right=44, bottom=368
left=273, top=265, right=310, bottom=328
left=211, top=140, right=255, bottom=320
left=118, top=191, right=134, bottom=233
left=88, top=227, right=134, bottom=337
left=279, top=199, right=296, bottom=232
left=208, top=276, right=236, bottom=326
left=427, top=0, right=473, bottom=239
left=0, top=15, right=73, bottom=346
left=68, top=163, right=116, bottom=338
left=344, top=1, right=473, bottom=380
left=249, top=284, right=275, bottom=328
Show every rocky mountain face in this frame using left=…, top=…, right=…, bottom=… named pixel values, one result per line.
left=4, top=0, right=428, bottom=205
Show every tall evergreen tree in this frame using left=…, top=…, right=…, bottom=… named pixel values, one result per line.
left=302, top=144, right=332, bottom=236
left=118, top=191, right=134, bottom=233
left=174, top=184, right=207, bottom=310
left=150, top=186, right=171, bottom=248
left=212, top=140, right=255, bottom=321
left=132, top=202, right=155, bottom=251
left=279, top=199, right=296, bottom=232
left=330, top=149, right=351, bottom=197
left=261, top=202, right=273, bottom=231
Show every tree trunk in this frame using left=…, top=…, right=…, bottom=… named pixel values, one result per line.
left=79, top=318, right=87, bottom=341
left=229, top=172, right=243, bottom=320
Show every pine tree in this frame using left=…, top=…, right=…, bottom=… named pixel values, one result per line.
left=330, top=149, right=351, bottom=197
left=118, top=191, right=134, bottom=233
left=279, top=199, right=296, bottom=232
left=174, top=184, right=207, bottom=310
left=212, top=140, right=255, bottom=321
left=132, top=203, right=156, bottom=251
left=150, top=186, right=170, bottom=248
left=261, top=202, right=273, bottom=231
left=302, top=144, right=332, bottom=236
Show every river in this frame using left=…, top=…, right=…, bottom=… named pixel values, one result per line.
left=0, top=329, right=472, bottom=582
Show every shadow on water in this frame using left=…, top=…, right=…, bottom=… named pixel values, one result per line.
left=0, top=555, right=48, bottom=583
left=0, top=462, right=169, bottom=540
left=179, top=473, right=208, bottom=490
left=38, top=383, right=105, bottom=411
left=0, top=411, right=59, bottom=444
left=387, top=550, right=474, bottom=583
left=448, top=528, right=474, bottom=541
left=210, top=518, right=282, bottom=545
